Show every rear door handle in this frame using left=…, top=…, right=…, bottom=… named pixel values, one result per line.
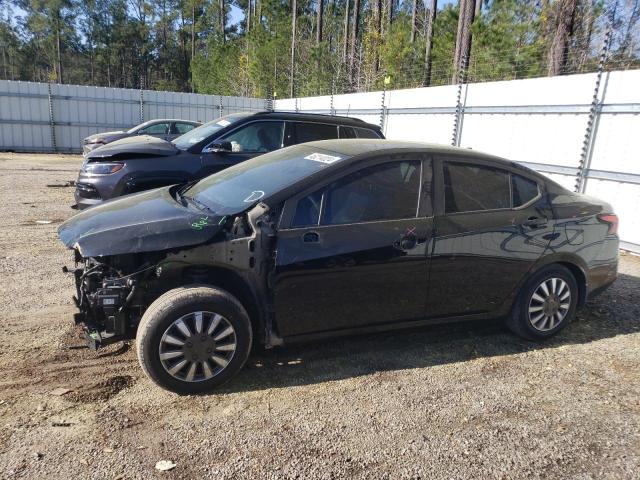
left=522, top=216, right=547, bottom=229
left=302, top=231, right=320, bottom=243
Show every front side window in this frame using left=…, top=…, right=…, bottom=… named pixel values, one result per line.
left=219, top=121, right=284, bottom=153
left=444, top=163, right=511, bottom=214
left=293, top=161, right=421, bottom=227
left=139, top=122, right=169, bottom=135
left=173, top=113, right=251, bottom=150
left=173, top=122, right=197, bottom=134
left=293, top=122, right=339, bottom=143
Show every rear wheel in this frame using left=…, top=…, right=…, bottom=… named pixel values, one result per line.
left=507, top=265, right=578, bottom=340
left=136, top=286, right=252, bottom=393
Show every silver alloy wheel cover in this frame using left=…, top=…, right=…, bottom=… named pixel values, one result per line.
left=159, top=311, right=237, bottom=382
left=528, top=277, right=571, bottom=332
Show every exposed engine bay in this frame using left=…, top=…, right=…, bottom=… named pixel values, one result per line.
left=64, top=203, right=279, bottom=350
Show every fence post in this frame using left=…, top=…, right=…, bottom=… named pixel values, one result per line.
left=219, top=95, right=223, bottom=118
left=47, top=82, right=57, bottom=152
left=266, top=86, right=274, bottom=111
left=139, top=78, right=144, bottom=123
left=330, top=80, right=335, bottom=116
left=575, top=12, right=614, bottom=194
left=451, top=55, right=468, bottom=147
left=380, top=75, right=391, bottom=131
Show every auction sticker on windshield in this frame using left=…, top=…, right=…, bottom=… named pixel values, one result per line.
left=305, top=153, right=341, bottom=164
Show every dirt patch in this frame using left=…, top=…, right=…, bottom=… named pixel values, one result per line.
left=0, top=152, right=638, bottom=479
left=69, top=375, right=136, bottom=403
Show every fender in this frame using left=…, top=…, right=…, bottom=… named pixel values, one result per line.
left=497, top=251, right=589, bottom=315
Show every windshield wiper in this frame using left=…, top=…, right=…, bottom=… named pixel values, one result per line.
left=180, top=193, right=215, bottom=214
left=176, top=179, right=198, bottom=197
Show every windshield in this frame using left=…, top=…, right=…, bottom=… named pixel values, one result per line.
left=185, top=144, right=348, bottom=215
left=172, top=113, right=251, bottom=150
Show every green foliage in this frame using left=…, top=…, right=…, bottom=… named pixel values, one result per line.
left=0, top=0, right=638, bottom=95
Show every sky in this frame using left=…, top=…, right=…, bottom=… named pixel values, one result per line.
left=6, top=1, right=460, bottom=31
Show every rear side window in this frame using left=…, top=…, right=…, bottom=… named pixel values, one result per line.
left=512, top=174, right=539, bottom=207
left=293, top=123, right=338, bottom=143
left=355, top=127, right=381, bottom=139
left=444, top=163, right=510, bottom=214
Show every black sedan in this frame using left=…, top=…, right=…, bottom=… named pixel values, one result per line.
left=58, top=140, right=619, bottom=393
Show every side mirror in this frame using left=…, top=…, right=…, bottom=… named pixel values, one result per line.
left=202, top=141, right=232, bottom=154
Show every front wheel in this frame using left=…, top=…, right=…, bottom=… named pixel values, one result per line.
left=507, top=265, right=579, bottom=341
left=135, top=286, right=253, bottom=394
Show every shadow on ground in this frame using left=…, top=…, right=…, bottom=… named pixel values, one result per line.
left=222, top=272, right=640, bottom=393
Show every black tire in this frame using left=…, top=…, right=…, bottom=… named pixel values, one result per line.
left=507, top=264, right=579, bottom=341
left=135, top=285, right=252, bottom=394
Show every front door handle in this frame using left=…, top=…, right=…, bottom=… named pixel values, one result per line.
left=393, top=235, right=417, bottom=251
left=302, top=231, right=320, bottom=243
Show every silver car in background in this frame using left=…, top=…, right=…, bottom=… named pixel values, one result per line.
left=82, top=119, right=201, bottom=154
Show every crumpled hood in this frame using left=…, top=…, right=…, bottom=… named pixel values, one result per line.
left=86, top=135, right=179, bottom=160
left=58, top=186, right=226, bottom=257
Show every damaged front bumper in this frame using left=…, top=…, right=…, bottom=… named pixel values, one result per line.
left=64, top=253, right=138, bottom=350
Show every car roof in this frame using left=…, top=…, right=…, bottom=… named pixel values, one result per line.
left=299, top=139, right=505, bottom=161
left=248, top=111, right=382, bottom=130
left=146, top=119, right=201, bottom=124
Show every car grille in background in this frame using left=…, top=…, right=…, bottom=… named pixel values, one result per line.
left=76, top=183, right=101, bottom=199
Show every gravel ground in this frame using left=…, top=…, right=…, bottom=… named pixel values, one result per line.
left=0, top=152, right=638, bottom=479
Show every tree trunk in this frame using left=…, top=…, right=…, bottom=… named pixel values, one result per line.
left=452, top=0, right=475, bottom=83
left=374, top=0, right=382, bottom=73
left=247, top=0, right=251, bottom=33
left=475, top=0, right=482, bottom=17
left=410, top=0, right=418, bottom=42
left=191, top=3, right=196, bottom=91
left=548, top=0, right=578, bottom=76
left=349, top=0, right=361, bottom=83
left=1, top=44, right=7, bottom=80
left=424, top=0, right=437, bottom=86
left=219, top=0, right=225, bottom=43
left=342, top=0, right=350, bottom=63
left=316, top=0, right=323, bottom=44
left=290, top=0, right=297, bottom=97
left=55, top=16, right=63, bottom=83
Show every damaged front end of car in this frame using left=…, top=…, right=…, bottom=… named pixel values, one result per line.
left=59, top=185, right=279, bottom=351
left=65, top=250, right=156, bottom=349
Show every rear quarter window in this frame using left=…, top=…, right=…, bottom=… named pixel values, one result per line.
left=512, top=174, right=540, bottom=207
left=355, top=127, right=382, bottom=139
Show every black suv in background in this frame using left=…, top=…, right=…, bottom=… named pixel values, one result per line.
left=74, top=111, right=383, bottom=209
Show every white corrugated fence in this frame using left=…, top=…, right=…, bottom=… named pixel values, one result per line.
left=0, top=80, right=267, bottom=153
left=275, top=69, right=640, bottom=253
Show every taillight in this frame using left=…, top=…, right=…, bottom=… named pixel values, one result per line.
left=597, top=214, right=619, bottom=235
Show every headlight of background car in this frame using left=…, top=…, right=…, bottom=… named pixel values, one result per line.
left=83, top=162, right=124, bottom=175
